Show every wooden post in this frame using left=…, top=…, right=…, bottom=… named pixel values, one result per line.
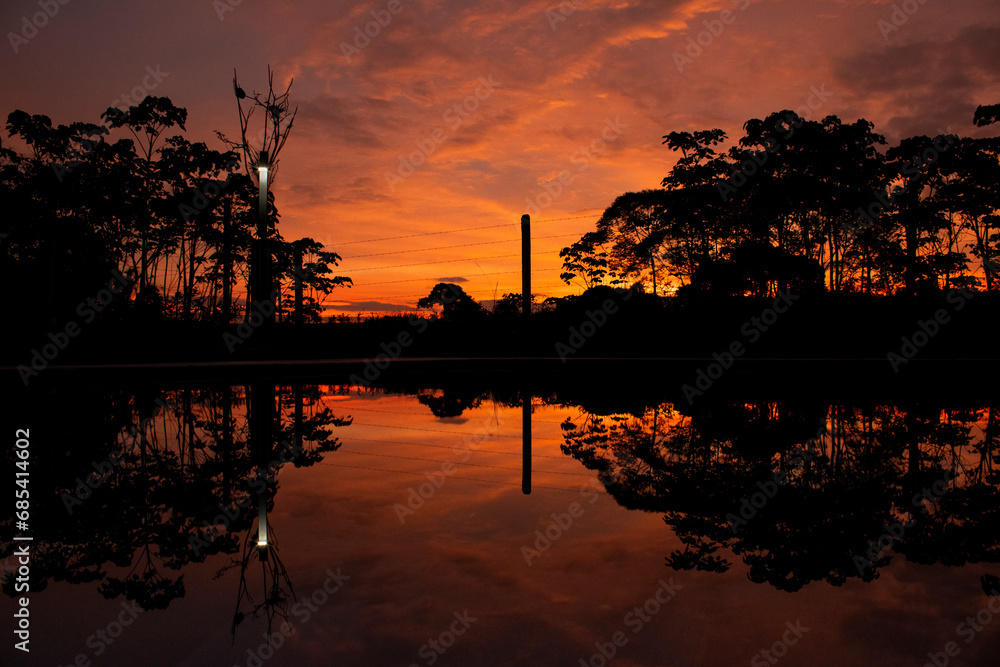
left=521, top=214, right=531, bottom=317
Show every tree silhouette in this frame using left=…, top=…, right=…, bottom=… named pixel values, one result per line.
left=417, top=282, right=483, bottom=319
left=563, top=105, right=1000, bottom=297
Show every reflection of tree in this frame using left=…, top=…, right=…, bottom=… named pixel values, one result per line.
left=561, top=401, right=999, bottom=591
left=223, top=382, right=351, bottom=642
left=0, top=384, right=349, bottom=617
left=417, top=389, right=486, bottom=418
left=225, top=522, right=295, bottom=642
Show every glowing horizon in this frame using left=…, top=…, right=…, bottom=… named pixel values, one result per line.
left=4, top=0, right=999, bottom=314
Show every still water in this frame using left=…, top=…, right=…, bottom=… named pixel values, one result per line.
left=3, top=377, right=999, bottom=666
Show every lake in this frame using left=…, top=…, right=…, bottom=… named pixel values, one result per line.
left=3, top=367, right=999, bottom=666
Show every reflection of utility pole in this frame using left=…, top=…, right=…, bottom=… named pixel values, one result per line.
left=254, top=150, right=273, bottom=325
left=522, top=391, right=531, bottom=495
left=251, top=381, right=274, bottom=559
left=521, top=214, right=531, bottom=317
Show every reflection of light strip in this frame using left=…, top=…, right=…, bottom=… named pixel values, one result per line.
left=257, top=493, right=267, bottom=548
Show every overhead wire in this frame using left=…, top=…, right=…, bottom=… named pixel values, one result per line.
left=316, top=460, right=604, bottom=494
left=341, top=233, right=578, bottom=260
left=345, top=435, right=570, bottom=460
left=327, top=214, right=599, bottom=248
left=335, top=448, right=592, bottom=477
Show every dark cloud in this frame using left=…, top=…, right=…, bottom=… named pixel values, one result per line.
left=833, top=23, right=1000, bottom=140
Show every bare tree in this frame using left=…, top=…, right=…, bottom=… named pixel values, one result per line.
left=218, top=66, right=297, bottom=182
left=216, top=67, right=298, bottom=320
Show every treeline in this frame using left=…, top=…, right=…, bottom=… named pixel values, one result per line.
left=0, top=96, right=350, bottom=327
left=561, top=104, right=1000, bottom=298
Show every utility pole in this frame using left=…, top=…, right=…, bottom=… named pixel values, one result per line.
left=521, top=214, right=531, bottom=317
left=254, top=150, right=274, bottom=325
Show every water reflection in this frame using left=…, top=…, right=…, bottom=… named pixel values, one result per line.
left=561, top=401, right=1000, bottom=591
left=1, top=383, right=350, bottom=639
left=4, top=381, right=1000, bottom=665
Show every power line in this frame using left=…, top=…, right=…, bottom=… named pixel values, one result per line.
left=357, top=270, right=564, bottom=288
left=534, top=214, right=600, bottom=223
left=333, top=223, right=514, bottom=246
left=342, top=234, right=577, bottom=260
left=358, top=270, right=520, bottom=287
left=336, top=449, right=591, bottom=476
left=348, top=421, right=522, bottom=438
left=345, top=435, right=569, bottom=460
left=352, top=251, right=565, bottom=274
left=317, top=460, right=603, bottom=494
left=352, top=256, right=521, bottom=275
left=326, top=215, right=597, bottom=248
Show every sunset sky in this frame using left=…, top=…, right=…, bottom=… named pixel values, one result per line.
left=3, top=0, right=999, bottom=314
